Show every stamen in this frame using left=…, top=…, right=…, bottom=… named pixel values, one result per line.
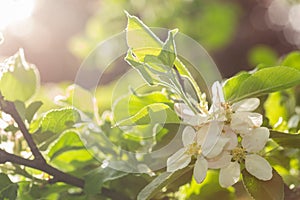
left=231, top=147, right=246, bottom=162
left=186, top=142, right=202, bottom=156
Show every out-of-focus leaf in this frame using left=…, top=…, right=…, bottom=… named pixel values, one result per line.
left=264, top=91, right=295, bottom=126
left=281, top=51, right=300, bottom=70
left=40, top=108, right=81, bottom=134
left=84, top=167, right=127, bottom=195
left=25, top=101, right=43, bottom=123
left=0, top=173, right=18, bottom=200
left=242, top=169, right=284, bottom=200
left=248, top=45, right=278, bottom=67
left=61, top=84, right=96, bottom=115
left=270, top=131, right=300, bottom=148
left=0, top=49, right=39, bottom=102
left=224, top=66, right=300, bottom=102
left=137, top=166, right=192, bottom=200
left=179, top=171, right=234, bottom=200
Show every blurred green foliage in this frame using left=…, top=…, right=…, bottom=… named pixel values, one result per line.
left=69, top=0, right=240, bottom=59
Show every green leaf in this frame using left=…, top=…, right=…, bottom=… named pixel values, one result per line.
left=125, top=11, right=162, bottom=61
left=0, top=173, right=18, bottom=200
left=281, top=51, right=300, bottom=71
left=0, top=49, right=39, bottom=102
left=113, top=92, right=179, bottom=126
left=117, top=103, right=179, bottom=126
left=25, top=101, right=43, bottom=123
left=48, top=130, right=87, bottom=160
left=270, top=130, right=300, bottom=148
left=223, top=72, right=251, bottom=101
left=84, top=167, right=127, bottom=195
left=242, top=169, right=284, bottom=200
left=113, top=91, right=174, bottom=125
left=47, top=130, right=94, bottom=171
left=40, top=108, right=81, bottom=134
left=224, top=66, right=300, bottom=102
left=137, top=166, right=192, bottom=200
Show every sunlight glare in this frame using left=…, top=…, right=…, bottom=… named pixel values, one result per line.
left=0, top=0, right=35, bottom=30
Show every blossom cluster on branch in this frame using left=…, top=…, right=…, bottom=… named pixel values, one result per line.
left=167, top=81, right=272, bottom=187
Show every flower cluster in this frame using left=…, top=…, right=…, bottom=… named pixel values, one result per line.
left=167, top=81, right=272, bottom=187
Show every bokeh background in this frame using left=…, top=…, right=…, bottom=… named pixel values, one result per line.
left=0, top=0, right=300, bottom=83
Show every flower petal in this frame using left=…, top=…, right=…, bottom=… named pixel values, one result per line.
left=174, top=103, right=194, bottom=118
left=182, top=126, right=196, bottom=146
left=201, top=121, right=224, bottom=158
left=242, top=127, right=270, bottom=153
left=174, top=103, right=208, bottom=126
left=208, top=151, right=232, bottom=169
left=193, top=156, right=208, bottom=183
left=245, top=154, right=272, bottom=181
left=196, top=124, right=209, bottom=145
left=167, top=148, right=191, bottom=172
left=231, top=112, right=262, bottom=134
left=219, top=161, right=240, bottom=188
left=232, top=98, right=260, bottom=112
left=211, top=81, right=225, bottom=105
left=205, top=136, right=230, bottom=158
left=222, top=126, right=238, bottom=150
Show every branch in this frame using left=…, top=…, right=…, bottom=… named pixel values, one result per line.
left=0, top=93, right=45, bottom=162
left=0, top=93, right=130, bottom=199
left=0, top=93, right=83, bottom=188
left=0, top=150, right=130, bottom=199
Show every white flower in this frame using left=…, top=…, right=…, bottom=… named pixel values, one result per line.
left=230, top=98, right=263, bottom=136
left=167, top=124, right=229, bottom=183
left=214, top=127, right=272, bottom=188
left=171, top=81, right=272, bottom=187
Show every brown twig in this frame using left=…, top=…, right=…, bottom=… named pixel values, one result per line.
left=0, top=93, right=84, bottom=187
left=0, top=93, right=45, bottom=162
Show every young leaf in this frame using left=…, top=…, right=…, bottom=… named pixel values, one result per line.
left=125, top=13, right=202, bottom=108
left=224, top=66, right=300, bottom=102
left=125, top=11, right=162, bottom=60
left=137, top=166, right=192, bottom=200
left=0, top=49, right=39, bottom=102
left=270, top=130, right=300, bottom=149
left=39, top=108, right=81, bottom=134
left=242, top=169, right=284, bottom=200
left=25, top=101, right=43, bottom=123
